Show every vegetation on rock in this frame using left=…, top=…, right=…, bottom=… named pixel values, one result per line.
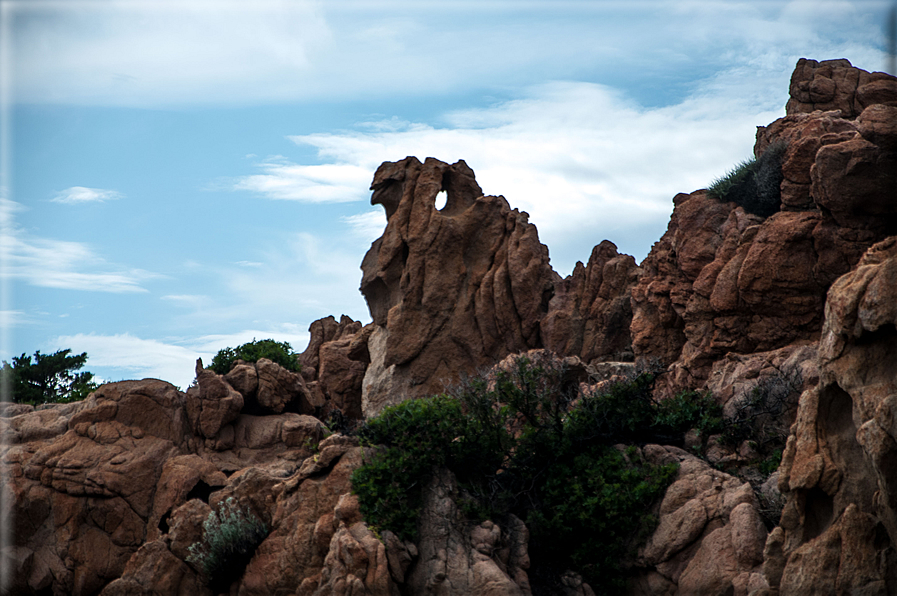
left=352, top=357, right=726, bottom=593
left=707, top=141, right=787, bottom=217
left=209, top=338, right=302, bottom=375
left=1, top=349, right=98, bottom=404
left=186, top=497, right=269, bottom=592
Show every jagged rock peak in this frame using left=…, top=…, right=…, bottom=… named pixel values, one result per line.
left=359, top=156, right=558, bottom=415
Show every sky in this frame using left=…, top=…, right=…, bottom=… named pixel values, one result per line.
left=0, top=0, right=892, bottom=390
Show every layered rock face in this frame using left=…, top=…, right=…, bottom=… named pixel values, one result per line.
left=2, top=365, right=332, bottom=596
left=632, top=58, right=897, bottom=396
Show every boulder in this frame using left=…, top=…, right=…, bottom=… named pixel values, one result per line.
left=631, top=445, right=769, bottom=596
left=186, top=359, right=243, bottom=439
left=299, top=315, right=371, bottom=419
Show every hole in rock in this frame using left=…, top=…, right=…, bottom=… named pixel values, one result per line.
left=435, top=190, right=448, bottom=211
left=803, top=487, right=834, bottom=542
left=186, top=479, right=214, bottom=503
left=158, top=510, right=171, bottom=534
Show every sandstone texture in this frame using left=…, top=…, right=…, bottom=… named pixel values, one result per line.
left=298, top=314, right=371, bottom=420
left=631, top=445, right=769, bottom=596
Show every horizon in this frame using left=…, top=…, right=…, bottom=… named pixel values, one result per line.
left=1, top=0, right=893, bottom=390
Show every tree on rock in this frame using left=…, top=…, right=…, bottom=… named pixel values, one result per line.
left=1, top=349, right=98, bottom=404
left=209, top=338, right=301, bottom=375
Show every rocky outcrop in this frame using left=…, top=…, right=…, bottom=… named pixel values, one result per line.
left=633, top=60, right=896, bottom=396
left=298, top=315, right=372, bottom=420
left=4, top=57, right=897, bottom=596
left=766, top=236, right=897, bottom=594
left=785, top=58, right=897, bottom=119
left=407, top=469, right=532, bottom=596
left=631, top=445, right=770, bottom=596
left=358, top=158, right=644, bottom=416
left=1, top=360, right=329, bottom=596
left=541, top=240, right=639, bottom=363
left=359, top=157, right=558, bottom=415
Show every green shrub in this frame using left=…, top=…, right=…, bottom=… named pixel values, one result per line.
left=352, top=358, right=722, bottom=593
left=187, top=497, right=269, bottom=592
left=653, top=389, right=723, bottom=441
left=209, top=338, right=301, bottom=375
left=708, top=141, right=787, bottom=217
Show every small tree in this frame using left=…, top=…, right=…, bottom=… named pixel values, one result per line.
left=1, top=349, right=98, bottom=404
left=209, top=338, right=301, bottom=375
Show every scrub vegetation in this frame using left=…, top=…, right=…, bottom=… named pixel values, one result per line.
left=351, top=357, right=725, bottom=593
left=707, top=141, right=787, bottom=217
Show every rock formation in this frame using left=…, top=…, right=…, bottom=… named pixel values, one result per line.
left=358, top=157, right=558, bottom=416
left=767, top=237, right=897, bottom=594
left=632, top=58, right=896, bottom=398
left=358, top=157, right=640, bottom=417
left=298, top=315, right=371, bottom=420
left=3, top=57, right=896, bottom=596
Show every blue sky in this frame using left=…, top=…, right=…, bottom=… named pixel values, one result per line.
left=0, top=0, right=891, bottom=389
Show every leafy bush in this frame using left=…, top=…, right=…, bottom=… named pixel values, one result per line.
left=1, top=349, right=98, bottom=405
left=209, top=338, right=301, bottom=375
left=352, top=357, right=723, bottom=593
left=187, top=497, right=269, bottom=592
left=707, top=141, right=787, bottom=217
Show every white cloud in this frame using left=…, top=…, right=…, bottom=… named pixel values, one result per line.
left=236, top=77, right=783, bottom=270
left=9, top=1, right=886, bottom=107
left=342, top=210, right=387, bottom=243
left=1, top=199, right=159, bottom=293
left=233, top=160, right=371, bottom=202
left=9, top=0, right=331, bottom=106
left=52, top=333, right=206, bottom=389
left=51, top=186, right=122, bottom=204
left=52, top=329, right=312, bottom=390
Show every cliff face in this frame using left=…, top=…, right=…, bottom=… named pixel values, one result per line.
left=2, top=58, right=896, bottom=596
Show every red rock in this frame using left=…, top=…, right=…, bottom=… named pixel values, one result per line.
left=783, top=58, right=896, bottom=119
left=770, top=237, right=897, bottom=593
left=187, top=359, right=243, bottom=439
left=298, top=316, right=370, bottom=419
left=856, top=104, right=897, bottom=150
left=542, top=240, right=639, bottom=363
left=811, top=136, right=897, bottom=232
left=359, top=157, right=556, bottom=415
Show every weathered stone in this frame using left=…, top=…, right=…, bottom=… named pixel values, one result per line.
left=406, top=469, right=532, bottom=595
left=542, top=240, right=639, bottom=363
left=359, top=157, right=557, bottom=414
left=770, top=237, right=897, bottom=592
left=187, top=359, right=243, bottom=439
